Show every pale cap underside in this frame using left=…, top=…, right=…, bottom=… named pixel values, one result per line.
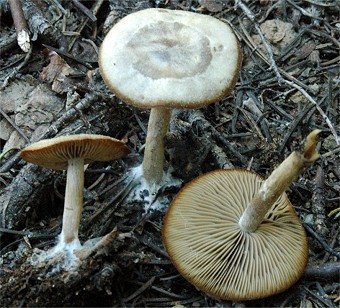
left=20, top=134, right=130, bottom=170
left=99, top=8, right=241, bottom=108
left=163, top=169, right=308, bottom=301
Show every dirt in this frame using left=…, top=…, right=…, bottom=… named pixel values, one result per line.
left=0, top=0, right=339, bottom=307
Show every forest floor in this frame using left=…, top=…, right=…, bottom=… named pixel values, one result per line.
left=0, top=0, right=339, bottom=307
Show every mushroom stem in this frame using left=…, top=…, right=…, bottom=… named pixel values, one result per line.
left=60, top=157, right=85, bottom=244
left=239, top=130, right=321, bottom=232
left=142, top=108, right=172, bottom=186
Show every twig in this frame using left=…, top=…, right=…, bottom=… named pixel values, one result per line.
left=322, top=147, right=340, bottom=159
left=42, top=44, right=93, bottom=68
left=277, top=104, right=315, bottom=153
left=312, top=166, right=327, bottom=236
left=0, top=227, right=31, bottom=236
left=150, top=285, right=189, bottom=299
left=68, top=0, right=105, bottom=51
left=8, top=0, right=31, bottom=52
left=0, top=107, right=29, bottom=143
left=189, top=110, right=248, bottom=166
left=302, top=286, right=334, bottom=308
left=328, top=207, right=340, bottom=218
left=134, top=112, right=147, bottom=135
left=75, top=227, right=132, bottom=260
left=42, top=92, right=101, bottom=140
left=236, top=0, right=284, bottom=83
left=123, top=276, right=156, bottom=302
left=284, top=79, right=339, bottom=145
left=71, top=0, right=97, bottom=21
left=303, top=223, right=340, bottom=258
left=0, top=152, right=21, bottom=174
left=287, top=0, right=324, bottom=21
left=322, top=225, right=339, bottom=263
left=1, top=47, right=32, bottom=89
left=138, top=234, right=169, bottom=259
left=237, top=107, right=265, bottom=141
left=51, top=0, right=67, bottom=15
left=22, top=0, right=67, bottom=49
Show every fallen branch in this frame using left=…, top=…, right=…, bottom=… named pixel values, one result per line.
left=303, top=262, right=340, bottom=282
left=8, top=0, right=31, bottom=52
left=75, top=227, right=132, bottom=260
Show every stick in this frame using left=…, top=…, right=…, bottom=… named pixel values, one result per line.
left=8, top=0, right=31, bottom=52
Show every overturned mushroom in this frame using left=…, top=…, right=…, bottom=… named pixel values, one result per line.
left=163, top=130, right=321, bottom=300
left=99, top=8, right=241, bottom=193
left=20, top=134, right=130, bottom=252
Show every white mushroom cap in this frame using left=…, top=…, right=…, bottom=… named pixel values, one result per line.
left=20, top=134, right=130, bottom=170
left=99, top=8, right=241, bottom=109
left=163, top=169, right=308, bottom=301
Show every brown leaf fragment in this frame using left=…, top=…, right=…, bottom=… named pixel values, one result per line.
left=40, top=49, right=75, bottom=94
left=252, top=19, right=297, bottom=54
left=198, top=0, right=225, bottom=12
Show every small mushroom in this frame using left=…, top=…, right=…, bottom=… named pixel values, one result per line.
left=20, top=134, right=130, bottom=251
left=163, top=130, right=321, bottom=300
left=99, top=8, right=241, bottom=190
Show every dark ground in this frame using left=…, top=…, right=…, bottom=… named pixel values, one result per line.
left=0, top=0, right=339, bottom=307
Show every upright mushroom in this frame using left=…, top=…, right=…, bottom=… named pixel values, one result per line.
left=20, top=134, right=130, bottom=252
left=99, top=8, right=241, bottom=190
left=163, top=130, right=321, bottom=300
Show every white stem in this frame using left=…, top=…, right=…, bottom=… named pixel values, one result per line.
left=239, top=130, right=321, bottom=232
left=142, top=108, right=172, bottom=186
left=60, top=157, right=84, bottom=243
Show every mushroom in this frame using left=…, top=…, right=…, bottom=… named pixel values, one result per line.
left=99, top=8, right=241, bottom=190
left=163, top=130, right=321, bottom=301
left=20, top=134, right=130, bottom=251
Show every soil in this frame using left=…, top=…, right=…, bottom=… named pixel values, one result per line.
left=0, top=0, right=339, bottom=307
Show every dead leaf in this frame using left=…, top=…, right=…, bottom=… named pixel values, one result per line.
left=40, top=49, right=75, bottom=94
left=252, top=19, right=297, bottom=55
left=198, top=0, right=225, bottom=12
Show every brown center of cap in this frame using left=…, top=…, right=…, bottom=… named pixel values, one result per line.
left=126, top=21, right=212, bottom=79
